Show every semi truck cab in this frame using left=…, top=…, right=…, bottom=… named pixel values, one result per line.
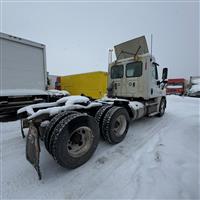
left=108, top=36, right=167, bottom=100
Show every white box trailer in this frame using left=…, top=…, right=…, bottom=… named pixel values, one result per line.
left=0, top=32, right=48, bottom=115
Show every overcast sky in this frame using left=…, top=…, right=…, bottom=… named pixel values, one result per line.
left=1, top=1, right=199, bottom=79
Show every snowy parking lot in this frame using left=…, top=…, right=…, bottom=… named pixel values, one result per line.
left=1, top=95, right=199, bottom=199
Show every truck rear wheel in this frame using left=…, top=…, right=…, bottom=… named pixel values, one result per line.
left=157, top=98, right=166, bottom=117
left=51, top=113, right=100, bottom=168
left=95, top=105, right=112, bottom=140
left=102, top=106, right=130, bottom=144
left=44, top=111, right=79, bottom=154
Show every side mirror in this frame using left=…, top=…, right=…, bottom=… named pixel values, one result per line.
left=157, top=80, right=161, bottom=85
left=162, top=68, right=168, bottom=80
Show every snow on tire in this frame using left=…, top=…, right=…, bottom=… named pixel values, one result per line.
left=44, top=111, right=79, bottom=154
left=95, top=105, right=112, bottom=140
left=102, top=106, right=130, bottom=144
left=51, top=113, right=100, bottom=169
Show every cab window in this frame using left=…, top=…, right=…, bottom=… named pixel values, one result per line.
left=126, top=61, right=142, bottom=77
left=111, top=65, right=124, bottom=79
left=152, top=63, right=158, bottom=80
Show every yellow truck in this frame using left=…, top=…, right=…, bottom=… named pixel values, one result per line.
left=61, top=71, right=107, bottom=99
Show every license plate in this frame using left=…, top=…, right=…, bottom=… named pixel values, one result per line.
left=26, top=123, right=42, bottom=180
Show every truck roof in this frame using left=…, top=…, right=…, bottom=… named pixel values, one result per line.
left=0, top=32, right=45, bottom=49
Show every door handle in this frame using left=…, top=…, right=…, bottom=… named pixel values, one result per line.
left=114, top=83, right=117, bottom=89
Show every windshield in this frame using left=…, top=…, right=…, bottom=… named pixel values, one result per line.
left=111, top=65, right=124, bottom=79
left=126, top=61, right=142, bottom=77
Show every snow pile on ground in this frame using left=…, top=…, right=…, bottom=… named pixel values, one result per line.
left=1, top=95, right=199, bottom=199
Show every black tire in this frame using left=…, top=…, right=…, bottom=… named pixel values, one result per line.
left=95, top=105, right=112, bottom=140
left=51, top=114, right=100, bottom=168
left=44, top=111, right=79, bottom=154
left=48, top=112, right=82, bottom=155
left=102, top=106, right=130, bottom=144
left=157, top=98, right=166, bottom=117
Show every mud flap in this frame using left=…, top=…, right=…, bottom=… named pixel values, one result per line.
left=26, top=123, right=42, bottom=180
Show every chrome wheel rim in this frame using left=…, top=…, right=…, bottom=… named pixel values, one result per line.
left=67, top=127, right=94, bottom=158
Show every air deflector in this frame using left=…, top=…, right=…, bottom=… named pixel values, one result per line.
left=114, top=36, right=149, bottom=60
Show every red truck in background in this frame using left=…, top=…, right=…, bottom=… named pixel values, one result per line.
left=166, top=78, right=186, bottom=95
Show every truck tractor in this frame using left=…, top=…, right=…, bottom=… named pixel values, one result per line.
left=18, top=36, right=168, bottom=179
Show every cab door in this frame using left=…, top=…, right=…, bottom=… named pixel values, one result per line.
left=125, top=61, right=143, bottom=97
left=111, top=65, right=124, bottom=97
left=150, top=63, right=160, bottom=97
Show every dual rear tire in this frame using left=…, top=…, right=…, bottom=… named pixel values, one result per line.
left=44, top=111, right=99, bottom=169
left=43, top=105, right=130, bottom=169
left=95, top=106, right=130, bottom=144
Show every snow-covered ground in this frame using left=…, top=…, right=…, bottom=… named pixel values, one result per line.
left=0, top=95, right=199, bottom=199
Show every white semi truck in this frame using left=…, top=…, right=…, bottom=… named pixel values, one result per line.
left=188, top=76, right=200, bottom=97
left=18, top=36, right=168, bottom=179
left=0, top=32, right=48, bottom=115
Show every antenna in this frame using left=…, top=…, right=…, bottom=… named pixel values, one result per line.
left=151, top=34, right=153, bottom=60
left=108, top=49, right=113, bottom=64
